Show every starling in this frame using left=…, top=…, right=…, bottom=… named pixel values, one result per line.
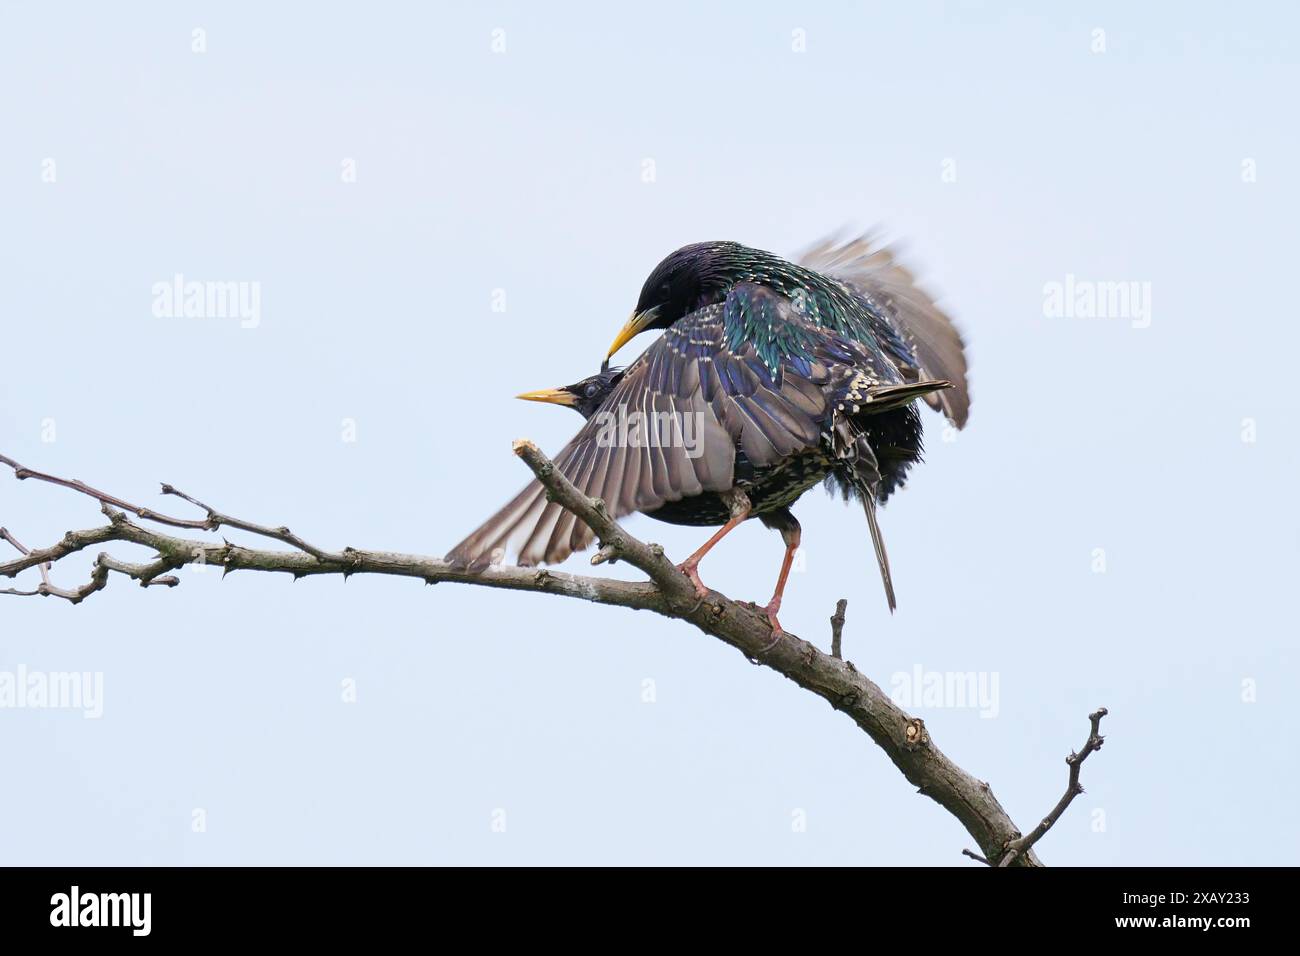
left=513, top=362, right=627, bottom=420
left=446, top=236, right=970, bottom=628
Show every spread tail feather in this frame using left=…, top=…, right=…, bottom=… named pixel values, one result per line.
left=862, top=496, right=896, bottom=612
left=798, top=232, right=971, bottom=428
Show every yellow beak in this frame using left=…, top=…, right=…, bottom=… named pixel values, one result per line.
left=515, top=387, right=578, bottom=407
left=605, top=308, right=659, bottom=359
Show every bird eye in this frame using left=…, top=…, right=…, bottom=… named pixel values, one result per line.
left=584, top=383, right=599, bottom=398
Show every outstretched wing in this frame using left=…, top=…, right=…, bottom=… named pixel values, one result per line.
left=799, top=233, right=970, bottom=429
left=446, top=284, right=847, bottom=569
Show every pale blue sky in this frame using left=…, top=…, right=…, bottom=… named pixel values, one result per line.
left=1, top=2, right=1296, bottom=865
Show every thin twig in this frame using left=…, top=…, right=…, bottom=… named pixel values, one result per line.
left=830, top=598, right=848, bottom=659
left=1, top=526, right=52, bottom=588
left=997, top=708, right=1109, bottom=867
left=1, top=453, right=210, bottom=530
left=0, top=454, right=338, bottom=560
left=159, top=483, right=335, bottom=560
left=589, top=544, right=619, bottom=566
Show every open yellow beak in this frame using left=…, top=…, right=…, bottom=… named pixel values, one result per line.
left=605, top=308, right=659, bottom=359
left=515, top=387, right=578, bottom=407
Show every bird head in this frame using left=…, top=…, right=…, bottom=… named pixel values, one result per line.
left=515, top=360, right=625, bottom=420
left=606, top=242, right=740, bottom=358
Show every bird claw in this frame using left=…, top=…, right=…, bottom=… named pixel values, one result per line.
left=763, top=599, right=785, bottom=639
left=755, top=604, right=785, bottom=654
left=677, top=561, right=709, bottom=599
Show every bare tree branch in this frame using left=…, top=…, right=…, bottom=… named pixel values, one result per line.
left=996, top=708, right=1109, bottom=867
left=1, top=526, right=52, bottom=590
left=1, top=443, right=1111, bottom=866
left=1, top=512, right=181, bottom=604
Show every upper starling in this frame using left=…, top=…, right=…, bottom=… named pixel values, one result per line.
left=447, top=235, right=970, bottom=627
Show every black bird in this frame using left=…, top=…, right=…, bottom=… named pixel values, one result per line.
left=447, top=236, right=970, bottom=629
left=513, top=362, right=627, bottom=420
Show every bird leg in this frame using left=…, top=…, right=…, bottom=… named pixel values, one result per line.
left=677, top=491, right=751, bottom=598
left=762, top=515, right=801, bottom=636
